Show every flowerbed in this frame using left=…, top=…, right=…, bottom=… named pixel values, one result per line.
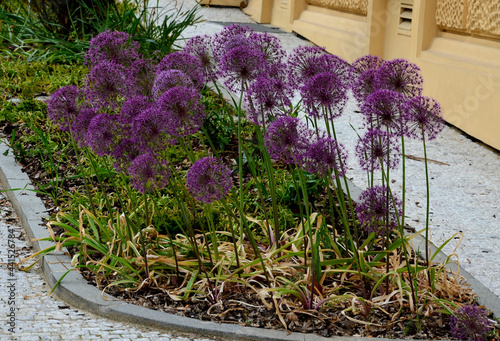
left=10, top=24, right=498, bottom=340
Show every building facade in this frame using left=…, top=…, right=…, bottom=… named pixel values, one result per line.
left=238, top=0, right=500, bottom=149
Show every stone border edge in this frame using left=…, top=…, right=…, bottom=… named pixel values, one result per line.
left=0, top=141, right=498, bottom=341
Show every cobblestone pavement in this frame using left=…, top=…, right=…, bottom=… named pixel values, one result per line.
left=0, top=186, right=219, bottom=341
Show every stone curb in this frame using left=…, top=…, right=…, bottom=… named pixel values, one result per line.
left=0, top=140, right=498, bottom=341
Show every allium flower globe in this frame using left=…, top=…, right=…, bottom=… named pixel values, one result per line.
left=217, top=43, right=268, bottom=92
left=84, top=61, right=131, bottom=109
left=264, top=116, right=312, bottom=164
left=157, top=51, right=205, bottom=89
left=350, top=55, right=384, bottom=81
left=47, top=85, right=81, bottom=131
left=287, top=45, right=327, bottom=89
left=152, top=70, right=194, bottom=101
left=361, top=89, right=410, bottom=136
left=128, top=153, right=170, bottom=193
left=355, top=129, right=401, bottom=172
left=249, top=32, right=286, bottom=66
left=70, top=108, right=98, bottom=146
left=212, top=24, right=254, bottom=62
left=183, top=35, right=218, bottom=82
left=319, top=54, right=353, bottom=89
left=157, top=86, right=206, bottom=138
left=85, top=114, right=120, bottom=156
left=304, top=137, right=348, bottom=178
left=120, top=96, right=152, bottom=126
left=301, top=71, right=347, bottom=120
left=84, top=30, right=140, bottom=68
left=405, top=96, right=445, bottom=141
left=186, top=157, right=232, bottom=204
left=132, top=105, right=168, bottom=152
left=374, top=59, right=423, bottom=98
left=356, top=185, right=402, bottom=235
left=450, top=305, right=493, bottom=341
left=112, top=138, right=141, bottom=172
left=245, top=76, right=291, bottom=127
left=126, top=58, right=157, bottom=98
left=352, top=69, right=377, bottom=106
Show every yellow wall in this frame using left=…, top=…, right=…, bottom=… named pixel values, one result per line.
left=243, top=0, right=500, bottom=150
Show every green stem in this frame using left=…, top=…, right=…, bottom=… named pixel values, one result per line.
left=220, top=199, right=241, bottom=275
left=423, top=138, right=433, bottom=289
left=255, top=128, right=281, bottom=248
left=204, top=204, right=219, bottom=263
left=141, top=191, right=150, bottom=279
left=70, top=138, right=101, bottom=242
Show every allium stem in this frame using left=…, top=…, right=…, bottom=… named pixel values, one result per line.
left=236, top=89, right=246, bottom=243
left=166, top=166, right=213, bottom=288
left=209, top=80, right=236, bottom=131
left=423, top=137, right=432, bottom=289
left=204, top=204, right=219, bottom=262
left=256, top=128, right=281, bottom=249
left=141, top=191, right=151, bottom=280
left=379, top=166, right=417, bottom=310
left=294, top=164, right=315, bottom=300
left=84, top=150, right=113, bottom=215
left=70, top=138, right=101, bottom=242
left=220, top=199, right=241, bottom=273
left=288, top=165, right=307, bottom=262
left=329, top=120, right=359, bottom=244
left=227, top=186, right=272, bottom=287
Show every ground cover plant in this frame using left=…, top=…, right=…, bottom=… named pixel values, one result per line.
left=0, top=0, right=199, bottom=62
left=1, top=9, right=498, bottom=340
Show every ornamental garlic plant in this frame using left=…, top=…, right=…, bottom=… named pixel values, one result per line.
left=44, top=25, right=480, bottom=333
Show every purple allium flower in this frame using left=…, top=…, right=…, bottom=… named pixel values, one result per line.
left=374, top=59, right=423, bottom=98
left=356, top=185, right=402, bottom=235
left=186, top=157, right=232, bottom=204
left=152, top=70, right=194, bottom=101
left=245, top=75, right=292, bottom=127
left=304, top=137, right=348, bottom=178
left=361, top=89, right=410, bottom=135
left=301, top=71, right=347, bottom=120
left=212, top=24, right=254, bottom=62
left=217, top=42, right=268, bottom=92
left=119, top=95, right=152, bottom=126
left=84, top=61, right=131, bottom=109
left=183, top=34, right=218, bottom=82
left=450, top=305, right=493, bottom=341
left=350, top=55, right=384, bottom=81
left=128, top=152, right=170, bottom=193
left=112, top=138, right=141, bottom=172
left=85, top=113, right=120, bottom=156
left=319, top=54, right=353, bottom=89
left=405, top=96, right=444, bottom=141
left=131, top=105, right=168, bottom=152
left=287, top=45, right=328, bottom=90
left=70, top=107, right=98, bottom=146
left=157, top=86, right=206, bottom=137
left=355, top=129, right=401, bottom=172
left=47, top=85, right=81, bottom=131
left=352, top=69, right=377, bottom=106
left=156, top=51, right=205, bottom=89
left=248, top=32, right=286, bottom=66
left=126, top=58, right=157, bottom=98
left=84, top=30, right=140, bottom=68
left=264, top=116, right=313, bottom=164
